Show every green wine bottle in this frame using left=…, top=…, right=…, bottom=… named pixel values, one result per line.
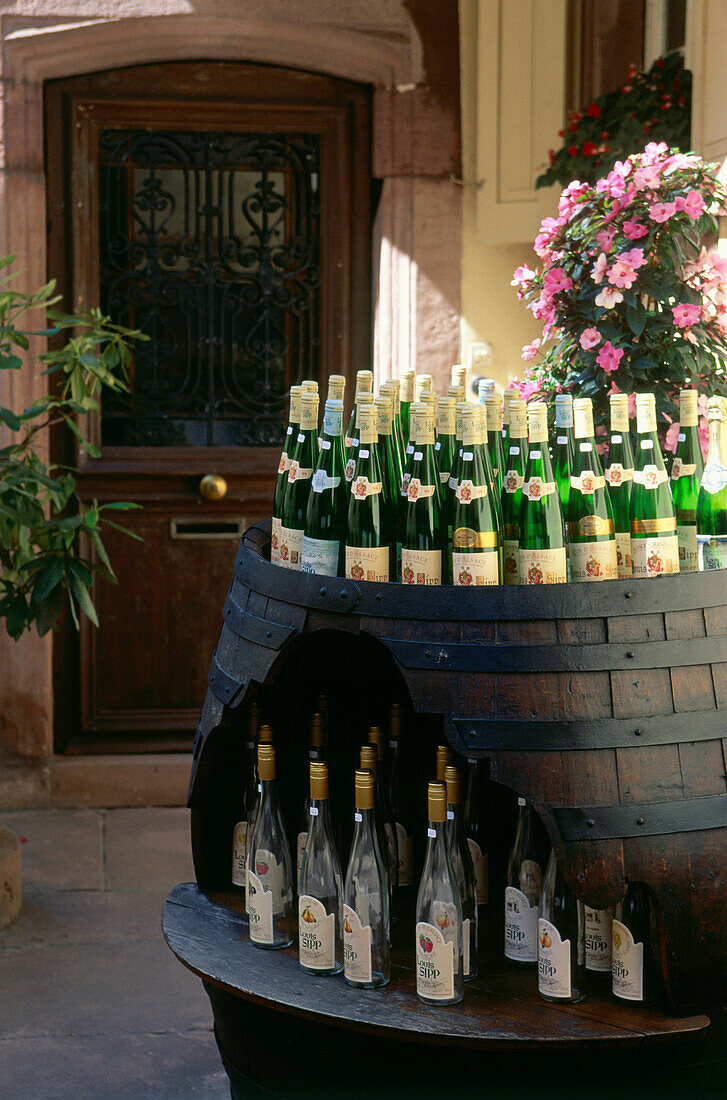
left=630, top=393, right=679, bottom=577
left=485, top=393, right=504, bottom=497
left=271, top=385, right=302, bottom=566
left=568, top=398, right=618, bottom=582
left=552, top=394, right=576, bottom=533
left=381, top=380, right=406, bottom=471
left=344, top=390, right=373, bottom=486
left=697, top=397, right=727, bottom=570
left=375, top=394, right=404, bottom=514
left=399, top=369, right=415, bottom=448
left=279, top=391, right=319, bottom=570
left=301, top=397, right=347, bottom=577
left=604, top=392, right=634, bottom=578
left=501, top=397, right=528, bottom=584
left=671, top=388, right=705, bottom=573
left=501, top=387, right=518, bottom=459
left=401, top=403, right=445, bottom=585
left=345, top=402, right=392, bottom=582
left=519, top=402, right=567, bottom=585
left=450, top=405, right=500, bottom=586
left=345, top=370, right=373, bottom=449
left=436, top=397, right=457, bottom=489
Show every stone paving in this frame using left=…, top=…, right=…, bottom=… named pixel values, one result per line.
left=0, top=807, right=229, bottom=1099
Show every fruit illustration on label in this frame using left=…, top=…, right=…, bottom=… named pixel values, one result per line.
left=436, top=911, right=450, bottom=930
left=586, top=556, right=602, bottom=578
left=419, top=934, right=434, bottom=954
left=612, top=928, right=621, bottom=950
left=647, top=550, right=664, bottom=574
left=402, top=565, right=415, bottom=585
left=350, top=561, right=365, bottom=580
left=271, top=530, right=279, bottom=550
left=277, top=455, right=286, bottom=474
left=301, top=906, right=316, bottom=924
left=344, top=915, right=353, bottom=934
left=289, top=461, right=300, bottom=481
left=256, top=860, right=269, bottom=876
left=458, top=566, right=473, bottom=586
left=539, top=929, right=552, bottom=948
left=528, top=563, right=544, bottom=585
left=581, top=473, right=594, bottom=492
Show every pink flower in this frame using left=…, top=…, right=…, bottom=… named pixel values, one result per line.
left=619, top=247, right=646, bottom=267
left=511, top=264, right=535, bottom=288
left=665, top=421, right=680, bottom=454
left=543, top=266, right=572, bottom=294
left=591, top=252, right=609, bottom=283
left=517, top=379, right=540, bottom=400
left=521, top=339, right=541, bottom=362
left=675, top=191, right=706, bottom=219
left=628, top=393, right=637, bottom=419
left=623, top=218, right=649, bottom=240
left=644, top=141, right=669, bottom=158
left=597, top=228, right=616, bottom=251
left=649, top=201, right=678, bottom=223
left=608, top=260, right=639, bottom=289
left=596, top=341, right=624, bottom=373
left=672, top=303, right=702, bottom=329
left=633, top=163, right=662, bottom=190
left=579, top=327, right=602, bottom=350
left=595, top=286, right=624, bottom=309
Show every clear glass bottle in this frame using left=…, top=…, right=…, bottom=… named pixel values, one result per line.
left=271, top=386, right=302, bottom=565
left=415, top=781, right=464, bottom=1006
left=231, top=702, right=259, bottom=903
left=605, top=392, right=634, bottom=578
left=444, top=765, right=478, bottom=981
left=360, top=743, right=396, bottom=909
left=519, top=401, right=567, bottom=585
left=630, top=393, right=679, bottom=576
left=401, top=403, right=445, bottom=585
left=246, top=743, right=294, bottom=949
left=301, top=398, right=347, bottom=577
left=296, top=713, right=326, bottom=885
left=612, top=881, right=659, bottom=1005
left=504, top=796, right=543, bottom=966
left=697, top=397, right=727, bottom=569
left=244, top=723, right=274, bottom=890
left=298, top=761, right=343, bottom=974
left=387, top=703, right=414, bottom=895
left=345, top=402, right=392, bottom=582
left=585, top=905, right=613, bottom=976
left=280, top=391, right=319, bottom=571
left=343, top=769, right=391, bottom=988
left=501, top=396, right=528, bottom=584
left=568, top=397, right=618, bottom=581
left=463, top=757, right=489, bottom=915
left=538, top=849, right=586, bottom=1004
left=368, top=727, right=399, bottom=891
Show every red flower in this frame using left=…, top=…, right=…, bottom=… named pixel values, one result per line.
left=601, top=130, right=609, bottom=139
left=582, top=141, right=597, bottom=157
left=557, top=128, right=565, bottom=137
left=570, top=120, right=579, bottom=133
left=568, top=145, right=579, bottom=157
left=586, top=103, right=601, bottom=118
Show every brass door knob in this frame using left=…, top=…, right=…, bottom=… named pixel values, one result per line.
left=199, top=474, right=228, bottom=501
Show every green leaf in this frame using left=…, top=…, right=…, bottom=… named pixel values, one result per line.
left=66, top=558, right=93, bottom=586
left=32, top=557, right=65, bottom=603
left=69, top=574, right=98, bottom=627
left=99, top=501, right=142, bottom=511
left=3, top=593, right=28, bottom=639
left=0, top=354, right=22, bottom=370
left=0, top=408, right=21, bottom=431
left=35, top=583, right=64, bottom=636
left=90, top=529, right=114, bottom=575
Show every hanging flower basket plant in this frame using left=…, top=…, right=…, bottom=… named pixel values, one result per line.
left=512, top=142, right=727, bottom=446
left=537, top=52, right=691, bottom=190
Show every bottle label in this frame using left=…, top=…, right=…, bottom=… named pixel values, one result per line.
left=231, top=820, right=247, bottom=888
left=612, top=918, right=644, bottom=1001
left=671, top=458, right=697, bottom=481
left=296, top=831, right=307, bottom=885
left=585, top=906, right=612, bottom=972
left=396, top=824, right=413, bottom=886
left=439, top=469, right=451, bottom=484
left=699, top=534, right=727, bottom=570
left=311, top=469, right=341, bottom=493
left=468, top=839, right=488, bottom=905
left=277, top=451, right=290, bottom=475
left=610, top=406, right=630, bottom=433
left=538, top=918, right=571, bottom=998
left=702, top=463, right=727, bottom=493
left=504, top=885, right=539, bottom=962
left=299, top=895, right=336, bottom=970
left=632, top=464, right=668, bottom=488
left=456, top=479, right=488, bottom=503
left=278, top=526, right=304, bottom=570
left=270, top=516, right=282, bottom=565
left=677, top=524, right=699, bottom=573
left=343, top=904, right=372, bottom=983
left=346, top=545, right=390, bottom=582
left=616, top=531, right=633, bottom=578
left=503, top=469, right=524, bottom=494
left=503, top=539, right=520, bottom=584
left=523, top=476, right=556, bottom=500
left=323, top=406, right=343, bottom=437
left=569, top=539, right=618, bottom=582
left=519, top=547, right=567, bottom=585
left=570, top=514, right=614, bottom=539
left=247, top=866, right=275, bottom=944
left=301, top=536, right=340, bottom=578
left=452, top=550, right=499, bottom=586
left=555, top=403, right=574, bottom=429
left=570, top=471, right=605, bottom=494
left=605, top=463, right=633, bottom=486
left=407, top=478, right=436, bottom=502
left=401, top=548, right=442, bottom=585
left=463, top=916, right=471, bottom=977
left=344, top=456, right=356, bottom=483
left=416, top=918, right=456, bottom=1000
left=631, top=535, right=679, bottom=577
left=351, top=475, right=382, bottom=499
left=288, top=460, right=313, bottom=484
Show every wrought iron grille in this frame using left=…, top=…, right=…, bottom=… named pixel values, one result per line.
left=98, top=129, right=320, bottom=446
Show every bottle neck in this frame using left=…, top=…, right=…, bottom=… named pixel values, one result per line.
left=353, top=805, right=376, bottom=838
left=308, top=797, right=332, bottom=836
left=635, top=429, right=666, bottom=470
left=571, top=435, right=604, bottom=477
left=706, top=419, right=723, bottom=467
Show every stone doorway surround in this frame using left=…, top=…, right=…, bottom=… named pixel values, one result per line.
left=0, top=1, right=462, bottom=807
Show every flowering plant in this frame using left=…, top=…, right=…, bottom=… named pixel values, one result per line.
left=512, top=143, right=727, bottom=447
left=537, top=53, right=691, bottom=190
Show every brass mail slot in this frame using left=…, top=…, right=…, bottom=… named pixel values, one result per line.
left=170, top=517, right=245, bottom=540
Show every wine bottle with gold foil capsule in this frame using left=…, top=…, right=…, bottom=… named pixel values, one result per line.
left=368, top=727, right=399, bottom=892
left=568, top=398, right=618, bottom=582
left=501, top=397, right=527, bottom=584
left=360, top=745, right=394, bottom=912
left=519, top=402, right=566, bottom=585
left=402, top=403, right=445, bottom=585
left=279, top=391, right=318, bottom=570
left=399, top=368, right=415, bottom=447
left=244, top=723, right=274, bottom=905
left=444, top=765, right=478, bottom=981
left=231, top=702, right=259, bottom=903
left=343, top=769, right=391, bottom=988
left=485, top=392, right=504, bottom=497
left=246, top=743, right=294, bottom=950
left=345, top=402, right=392, bottom=582
left=327, top=373, right=346, bottom=405
left=344, top=390, right=373, bottom=485
left=272, top=386, right=302, bottom=565
left=630, top=393, right=679, bottom=576
left=672, top=388, right=705, bottom=573
left=345, top=370, right=373, bottom=449
left=301, top=398, right=347, bottom=577
left=375, top=395, right=403, bottom=514
left=415, top=782, right=464, bottom=1006
left=605, top=392, right=634, bottom=578
left=436, top=396, right=457, bottom=488
left=450, top=405, right=500, bottom=586
left=298, top=761, right=343, bottom=975
left=697, top=398, right=727, bottom=569
left=436, top=743, right=452, bottom=782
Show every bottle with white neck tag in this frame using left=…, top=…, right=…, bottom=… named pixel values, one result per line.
left=344, top=390, right=373, bottom=485
left=345, top=370, right=373, bottom=450
left=450, top=404, right=500, bottom=586
left=327, top=373, right=346, bottom=404
left=399, top=369, right=415, bottom=447
left=375, top=394, right=403, bottom=514
left=697, top=397, right=727, bottom=569
left=504, top=797, right=542, bottom=966
left=485, top=393, right=504, bottom=496
left=605, top=393, right=634, bottom=578
left=279, top=391, right=318, bottom=570
left=343, top=769, right=390, bottom=988
left=415, top=782, right=464, bottom=1006
left=568, top=398, right=618, bottom=581
left=501, top=397, right=527, bottom=584
left=630, top=393, right=679, bottom=576
left=672, top=388, right=704, bottom=573
left=247, top=743, right=294, bottom=950
left=301, top=398, right=347, bottom=577
left=380, top=380, right=405, bottom=472
left=401, top=403, right=445, bottom=585
left=298, top=761, right=343, bottom=975
left=552, top=394, right=576, bottom=529
left=345, top=402, right=392, bottom=582
left=519, top=402, right=566, bottom=585
left=272, top=386, right=302, bottom=565
left=538, top=849, right=586, bottom=1004
left=436, top=397, right=457, bottom=487
left=444, top=765, right=478, bottom=981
